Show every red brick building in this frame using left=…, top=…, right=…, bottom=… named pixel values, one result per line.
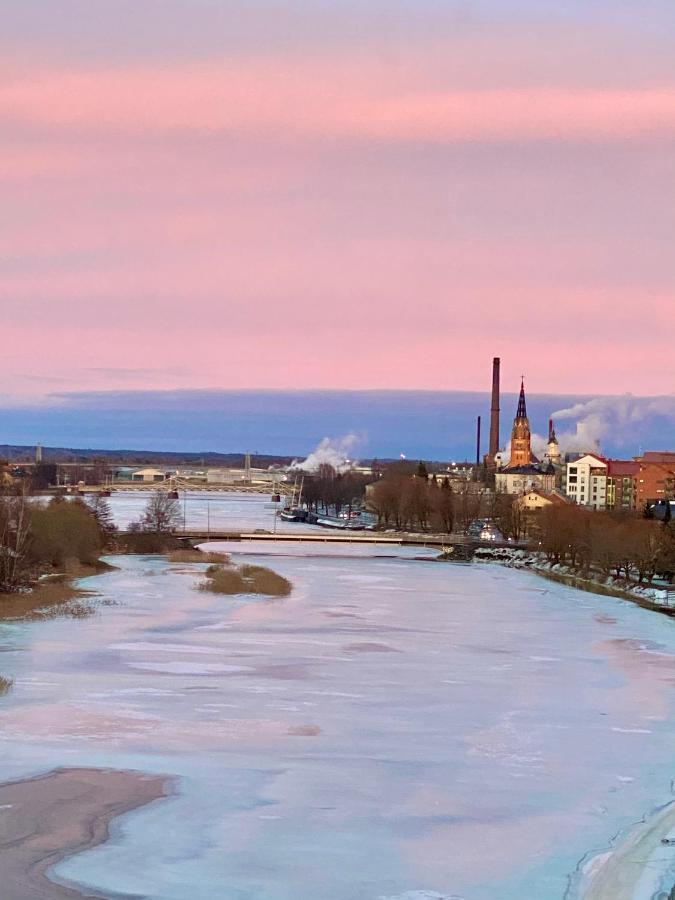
left=606, top=460, right=639, bottom=510
left=634, top=452, right=675, bottom=510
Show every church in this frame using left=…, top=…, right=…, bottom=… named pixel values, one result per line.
left=495, top=380, right=556, bottom=495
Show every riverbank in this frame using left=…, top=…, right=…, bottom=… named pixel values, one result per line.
left=474, top=547, right=675, bottom=616
left=573, top=799, right=675, bottom=900
left=0, top=767, right=170, bottom=899
left=0, top=561, right=115, bottom=622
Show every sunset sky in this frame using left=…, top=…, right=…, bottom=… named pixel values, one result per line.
left=2, top=1, right=674, bottom=403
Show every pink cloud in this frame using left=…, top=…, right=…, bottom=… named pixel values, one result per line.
left=1, top=32, right=673, bottom=401
left=1, top=58, right=675, bottom=142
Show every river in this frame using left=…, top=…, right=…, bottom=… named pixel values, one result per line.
left=1, top=496, right=675, bottom=898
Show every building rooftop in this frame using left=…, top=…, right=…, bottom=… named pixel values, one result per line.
left=500, top=464, right=550, bottom=475
left=607, top=460, right=639, bottom=476
left=639, top=452, right=675, bottom=464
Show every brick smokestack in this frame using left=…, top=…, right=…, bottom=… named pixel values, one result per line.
left=476, top=415, right=481, bottom=467
left=489, top=357, right=500, bottom=459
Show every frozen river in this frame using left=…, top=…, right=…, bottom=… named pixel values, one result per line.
left=105, top=490, right=352, bottom=533
left=2, top=543, right=675, bottom=898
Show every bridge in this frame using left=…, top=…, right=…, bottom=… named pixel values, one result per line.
left=78, top=479, right=296, bottom=496
left=170, top=530, right=524, bottom=553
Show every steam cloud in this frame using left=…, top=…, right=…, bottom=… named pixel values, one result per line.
left=551, top=395, right=675, bottom=455
left=500, top=394, right=675, bottom=463
left=290, top=434, right=361, bottom=474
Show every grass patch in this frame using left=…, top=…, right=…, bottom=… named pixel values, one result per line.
left=0, top=676, right=13, bottom=696
left=0, top=579, right=102, bottom=622
left=239, top=564, right=293, bottom=596
left=199, top=563, right=292, bottom=597
left=115, top=532, right=183, bottom=554
left=168, top=549, right=231, bottom=564
left=200, top=567, right=246, bottom=594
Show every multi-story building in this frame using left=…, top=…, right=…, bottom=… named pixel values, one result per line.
left=565, top=454, right=607, bottom=509
left=606, top=460, right=638, bottom=511
left=634, top=452, right=675, bottom=510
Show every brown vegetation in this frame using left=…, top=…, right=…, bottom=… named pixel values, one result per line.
left=0, top=675, right=13, bottom=695
left=1, top=495, right=109, bottom=594
left=167, top=549, right=231, bottom=564
left=0, top=579, right=101, bottom=621
left=200, top=563, right=292, bottom=597
left=539, top=505, right=675, bottom=584
left=28, top=500, right=103, bottom=569
left=115, top=531, right=182, bottom=554
left=369, top=464, right=480, bottom=534
left=131, top=491, right=182, bottom=534
left=301, top=467, right=370, bottom=516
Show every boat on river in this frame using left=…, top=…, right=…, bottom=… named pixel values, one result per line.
left=279, top=507, right=308, bottom=522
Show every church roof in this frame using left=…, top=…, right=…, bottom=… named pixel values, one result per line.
left=500, top=463, right=550, bottom=475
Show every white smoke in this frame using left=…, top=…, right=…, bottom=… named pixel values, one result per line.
left=290, top=434, right=360, bottom=474
left=500, top=394, right=675, bottom=462
left=551, top=394, right=675, bottom=455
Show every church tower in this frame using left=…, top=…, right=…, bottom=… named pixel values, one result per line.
left=545, top=419, right=561, bottom=466
left=509, top=379, right=532, bottom=467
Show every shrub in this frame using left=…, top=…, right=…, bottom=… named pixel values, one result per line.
left=27, top=499, right=103, bottom=569
left=199, top=566, right=246, bottom=594
left=168, top=550, right=231, bottom=564
left=199, top=563, right=292, bottom=597
left=116, top=531, right=182, bottom=554
left=239, top=564, right=292, bottom=596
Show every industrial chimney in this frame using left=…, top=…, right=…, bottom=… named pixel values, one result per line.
left=489, top=357, right=500, bottom=461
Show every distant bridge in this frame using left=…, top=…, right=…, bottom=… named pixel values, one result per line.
left=78, top=482, right=294, bottom=495
left=170, top=530, right=524, bottom=553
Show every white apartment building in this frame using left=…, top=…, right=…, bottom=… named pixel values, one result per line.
left=565, top=455, right=607, bottom=509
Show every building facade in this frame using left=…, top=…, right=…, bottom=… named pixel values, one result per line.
left=565, top=454, right=607, bottom=509
left=606, top=460, right=638, bottom=511
left=634, top=452, right=675, bottom=510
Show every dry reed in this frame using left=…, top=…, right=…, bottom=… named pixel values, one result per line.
left=168, top=549, right=232, bottom=564
left=199, top=563, right=292, bottom=597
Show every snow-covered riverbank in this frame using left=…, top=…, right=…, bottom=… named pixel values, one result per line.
left=474, top=546, right=675, bottom=613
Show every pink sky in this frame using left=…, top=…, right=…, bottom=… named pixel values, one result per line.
left=1, top=3, right=674, bottom=400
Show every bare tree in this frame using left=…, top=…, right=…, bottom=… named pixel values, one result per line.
left=0, top=494, right=31, bottom=592
left=137, top=492, right=181, bottom=534
left=454, top=482, right=485, bottom=534
left=85, top=493, right=116, bottom=534
left=431, top=479, right=454, bottom=534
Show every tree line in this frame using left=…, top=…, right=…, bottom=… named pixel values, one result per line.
left=297, top=466, right=371, bottom=516
left=0, top=495, right=109, bottom=593
left=0, top=490, right=184, bottom=594
left=538, top=504, right=675, bottom=584
left=368, top=463, right=461, bottom=533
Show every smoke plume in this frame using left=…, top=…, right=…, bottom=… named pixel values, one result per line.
left=551, top=395, right=675, bottom=455
left=290, top=434, right=360, bottom=474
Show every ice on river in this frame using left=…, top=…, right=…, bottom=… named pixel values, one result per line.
left=106, top=489, right=349, bottom=533
left=2, top=548, right=675, bottom=899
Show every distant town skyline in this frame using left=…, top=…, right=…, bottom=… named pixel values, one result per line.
left=1, top=389, right=674, bottom=462
left=2, top=1, right=674, bottom=400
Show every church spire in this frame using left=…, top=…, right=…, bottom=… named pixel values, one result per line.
left=509, top=377, right=532, bottom=468
left=516, top=377, right=527, bottom=419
